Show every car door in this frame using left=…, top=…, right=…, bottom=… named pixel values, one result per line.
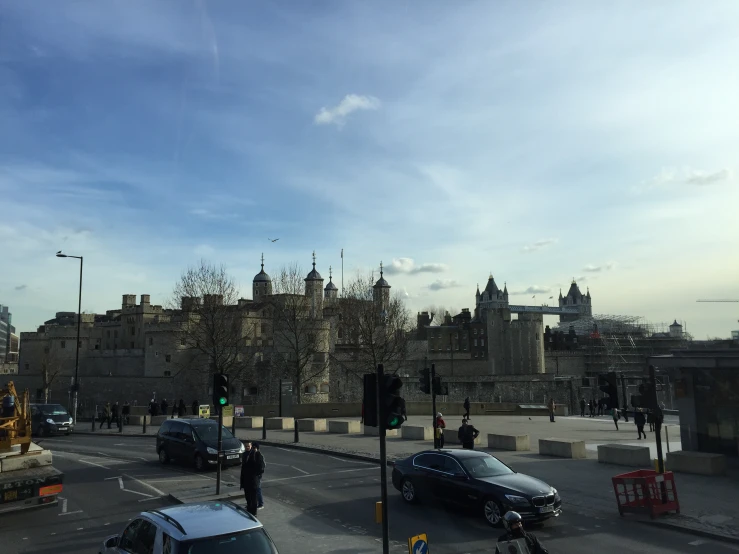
left=116, top=517, right=158, bottom=554
left=413, top=453, right=448, bottom=500
left=169, top=422, right=189, bottom=461
left=438, top=455, right=476, bottom=507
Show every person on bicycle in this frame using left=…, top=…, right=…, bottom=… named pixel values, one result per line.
left=497, top=511, right=549, bottom=554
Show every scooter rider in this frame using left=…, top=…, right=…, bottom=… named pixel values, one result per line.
left=497, top=511, right=549, bottom=554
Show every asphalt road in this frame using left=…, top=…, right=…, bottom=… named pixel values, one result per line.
left=3, top=434, right=737, bottom=554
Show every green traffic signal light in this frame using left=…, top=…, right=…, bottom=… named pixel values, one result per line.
left=219, top=397, right=227, bottom=406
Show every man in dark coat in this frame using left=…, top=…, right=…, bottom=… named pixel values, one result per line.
left=240, top=440, right=265, bottom=515
left=458, top=419, right=480, bottom=450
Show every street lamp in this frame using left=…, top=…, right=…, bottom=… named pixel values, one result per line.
left=56, top=251, right=83, bottom=426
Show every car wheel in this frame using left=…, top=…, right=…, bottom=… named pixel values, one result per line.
left=194, top=454, right=205, bottom=471
left=158, top=448, right=170, bottom=464
left=483, top=498, right=503, bottom=527
left=400, top=478, right=417, bottom=504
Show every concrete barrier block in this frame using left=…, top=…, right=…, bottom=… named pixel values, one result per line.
left=363, top=426, right=399, bottom=437
left=235, top=416, right=264, bottom=429
left=265, top=417, right=295, bottom=430
left=539, top=438, right=587, bottom=459
left=0, top=449, right=53, bottom=473
left=488, top=434, right=530, bottom=451
left=666, top=451, right=727, bottom=476
left=297, top=418, right=327, bottom=432
left=597, top=444, right=651, bottom=467
left=444, top=431, right=482, bottom=446
left=401, top=426, right=434, bottom=441
left=328, top=420, right=361, bottom=434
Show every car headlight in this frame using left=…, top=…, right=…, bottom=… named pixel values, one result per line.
left=504, top=494, right=530, bottom=506
left=552, top=488, right=560, bottom=501
left=206, top=447, right=217, bottom=455
left=69, top=417, right=73, bottom=423
left=46, top=418, right=55, bottom=424
left=238, top=443, right=245, bottom=453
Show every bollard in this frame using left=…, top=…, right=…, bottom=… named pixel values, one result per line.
left=119, top=416, right=123, bottom=433
left=91, top=415, right=95, bottom=432
left=262, top=424, right=266, bottom=440
left=143, top=416, right=147, bottom=434
left=294, top=420, right=299, bottom=443
left=231, top=414, right=236, bottom=436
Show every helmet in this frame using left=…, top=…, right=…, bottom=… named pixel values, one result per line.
left=502, top=511, right=523, bottom=532
left=437, top=412, right=442, bottom=417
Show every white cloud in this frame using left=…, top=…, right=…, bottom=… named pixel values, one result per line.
left=14, top=284, right=27, bottom=291
left=522, top=238, right=558, bottom=253
left=583, top=262, right=616, bottom=273
left=510, top=285, right=551, bottom=295
left=644, top=167, right=732, bottom=188
left=314, top=94, right=381, bottom=126
left=428, top=279, right=460, bottom=291
left=383, top=257, right=448, bottom=275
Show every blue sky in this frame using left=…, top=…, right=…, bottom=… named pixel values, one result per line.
left=1, top=0, right=738, bottom=338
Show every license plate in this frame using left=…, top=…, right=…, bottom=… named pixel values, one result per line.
left=227, top=454, right=239, bottom=460
left=540, top=506, right=554, bottom=513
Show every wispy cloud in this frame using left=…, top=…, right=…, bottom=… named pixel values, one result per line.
left=510, top=285, right=551, bottom=295
left=383, top=258, right=448, bottom=275
left=583, top=262, right=616, bottom=273
left=428, top=279, right=460, bottom=291
left=645, top=167, right=732, bottom=188
left=522, top=238, right=558, bottom=253
left=314, top=94, right=381, bottom=126
left=14, top=284, right=27, bottom=291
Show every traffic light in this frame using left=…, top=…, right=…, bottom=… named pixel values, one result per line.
left=599, top=372, right=619, bottom=410
left=381, top=374, right=406, bottom=430
left=212, top=373, right=229, bottom=407
left=363, top=373, right=378, bottom=428
left=635, top=382, right=657, bottom=410
left=432, top=375, right=448, bottom=396
left=418, top=368, right=431, bottom=394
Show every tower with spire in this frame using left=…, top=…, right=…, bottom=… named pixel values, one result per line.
left=475, top=274, right=509, bottom=319
left=305, top=251, right=324, bottom=318
left=558, top=279, right=592, bottom=322
left=373, top=261, right=391, bottom=314
left=252, top=253, right=273, bottom=298
left=324, top=266, right=338, bottom=304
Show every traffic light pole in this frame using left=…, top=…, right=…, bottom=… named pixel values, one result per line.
left=216, top=403, right=223, bottom=495
left=377, top=364, right=390, bottom=554
left=620, top=373, right=629, bottom=422
left=431, top=364, right=438, bottom=449
left=650, top=365, right=665, bottom=474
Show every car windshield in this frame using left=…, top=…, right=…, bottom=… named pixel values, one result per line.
left=461, top=455, right=514, bottom=478
left=192, top=424, right=235, bottom=441
left=181, top=529, right=277, bottom=554
left=39, top=405, right=68, bottom=416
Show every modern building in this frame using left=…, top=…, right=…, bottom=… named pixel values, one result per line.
left=0, top=304, right=16, bottom=362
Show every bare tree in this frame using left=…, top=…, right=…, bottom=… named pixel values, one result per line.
left=269, top=263, right=325, bottom=404
left=422, top=305, right=457, bottom=326
left=171, top=260, right=258, bottom=391
left=331, top=272, right=413, bottom=378
left=40, top=348, right=62, bottom=403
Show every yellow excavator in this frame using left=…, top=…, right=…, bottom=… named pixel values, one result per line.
left=0, top=381, right=64, bottom=514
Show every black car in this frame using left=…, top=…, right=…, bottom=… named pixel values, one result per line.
left=157, top=418, right=244, bottom=471
left=30, top=403, right=74, bottom=436
left=391, top=449, right=561, bottom=526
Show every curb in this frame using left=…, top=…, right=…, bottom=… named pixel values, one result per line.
left=639, top=519, right=739, bottom=546
left=72, top=431, right=157, bottom=438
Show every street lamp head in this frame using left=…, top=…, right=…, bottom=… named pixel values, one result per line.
left=56, top=251, right=67, bottom=258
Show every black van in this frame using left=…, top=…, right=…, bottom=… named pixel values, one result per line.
left=157, top=418, right=244, bottom=471
left=30, top=404, right=74, bottom=436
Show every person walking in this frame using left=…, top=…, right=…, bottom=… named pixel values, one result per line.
left=579, top=398, right=586, bottom=417
left=547, top=398, right=556, bottom=423
left=177, top=399, right=186, bottom=418
left=100, top=402, right=112, bottom=429
left=458, top=419, right=479, bottom=450
left=463, top=397, right=471, bottom=420
left=634, top=410, right=647, bottom=439
left=254, top=442, right=266, bottom=510
left=111, top=402, right=120, bottom=429
left=149, top=398, right=158, bottom=417
left=122, top=401, right=130, bottom=425
left=647, top=410, right=655, bottom=432
left=612, top=407, right=620, bottom=431
left=160, top=398, right=169, bottom=418
left=240, top=440, right=264, bottom=516
left=435, top=412, right=446, bottom=449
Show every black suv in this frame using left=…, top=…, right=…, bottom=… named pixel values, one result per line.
left=31, top=403, right=74, bottom=436
left=157, top=418, right=244, bottom=471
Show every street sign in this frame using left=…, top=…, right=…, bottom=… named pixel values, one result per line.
left=199, top=405, right=210, bottom=418
left=408, top=534, right=429, bottom=554
left=234, top=405, right=244, bottom=417
left=222, top=405, right=234, bottom=417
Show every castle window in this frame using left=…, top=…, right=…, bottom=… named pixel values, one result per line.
left=304, top=384, right=317, bottom=394
left=164, top=371, right=171, bottom=377
left=24, top=363, right=29, bottom=370
left=473, top=339, right=477, bottom=347
left=481, top=339, right=485, bottom=346
left=181, top=338, right=186, bottom=346
left=247, top=386, right=258, bottom=395
left=320, top=383, right=330, bottom=393
left=61, top=341, right=66, bottom=349
left=165, top=354, right=171, bottom=362
left=107, top=330, right=111, bottom=338
left=149, top=337, right=154, bottom=346
left=473, top=329, right=477, bottom=335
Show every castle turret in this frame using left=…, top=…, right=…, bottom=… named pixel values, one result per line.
left=476, top=274, right=508, bottom=311
left=559, top=279, right=592, bottom=322
left=253, top=253, right=272, bottom=298
left=305, top=251, right=324, bottom=318
left=373, top=262, right=391, bottom=316
left=324, top=266, right=338, bottom=303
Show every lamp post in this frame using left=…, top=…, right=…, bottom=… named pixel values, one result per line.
left=56, top=251, right=83, bottom=426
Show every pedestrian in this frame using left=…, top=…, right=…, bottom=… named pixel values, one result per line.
left=149, top=398, right=158, bottom=417
left=458, top=419, right=479, bottom=450
left=463, top=397, right=471, bottom=420
left=360, top=402, right=364, bottom=424
left=122, top=401, right=130, bottom=425
left=579, top=398, right=586, bottom=417
left=240, top=440, right=264, bottom=516
left=634, top=410, right=647, bottom=439
left=589, top=399, right=595, bottom=418
left=253, top=442, right=265, bottom=510
left=111, top=402, right=120, bottom=428
left=100, top=401, right=112, bottom=429
left=547, top=398, right=556, bottom=423
left=612, top=407, right=619, bottom=431
left=160, top=398, right=168, bottom=417
left=192, top=400, right=199, bottom=416
left=647, top=411, right=655, bottom=432
left=177, top=399, right=186, bottom=418
left=435, top=412, right=446, bottom=449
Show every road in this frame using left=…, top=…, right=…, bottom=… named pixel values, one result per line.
left=1, top=434, right=737, bottom=554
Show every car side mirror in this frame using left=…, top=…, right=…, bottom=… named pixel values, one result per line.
left=105, top=536, right=119, bottom=548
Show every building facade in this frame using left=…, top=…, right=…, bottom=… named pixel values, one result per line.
left=0, top=304, right=16, bottom=362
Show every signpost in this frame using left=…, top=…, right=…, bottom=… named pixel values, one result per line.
left=198, top=405, right=210, bottom=419
left=234, top=405, right=244, bottom=417
left=408, top=534, right=429, bottom=554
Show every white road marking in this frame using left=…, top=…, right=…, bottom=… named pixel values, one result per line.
left=138, top=496, right=165, bottom=502
left=97, top=452, right=113, bottom=457
left=262, top=466, right=377, bottom=484
left=113, top=443, right=125, bottom=446
left=60, top=497, right=68, bottom=513
left=688, top=540, right=707, bottom=546
left=326, top=456, right=372, bottom=465
left=123, top=474, right=167, bottom=497
left=59, top=510, right=83, bottom=516
left=78, top=458, right=110, bottom=469
left=122, top=489, right=153, bottom=498
left=291, top=466, right=310, bottom=475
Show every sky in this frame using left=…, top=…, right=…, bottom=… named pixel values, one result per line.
left=1, top=0, right=738, bottom=339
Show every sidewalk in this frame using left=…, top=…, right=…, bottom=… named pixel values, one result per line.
left=77, top=415, right=739, bottom=544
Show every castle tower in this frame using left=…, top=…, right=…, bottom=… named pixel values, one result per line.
left=305, top=251, right=324, bottom=318
left=559, top=279, right=592, bottom=322
left=253, top=253, right=273, bottom=299
left=324, top=266, right=338, bottom=304
left=373, top=262, right=391, bottom=316
left=476, top=274, right=509, bottom=312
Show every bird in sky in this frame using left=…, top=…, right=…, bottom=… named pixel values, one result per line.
left=549, top=296, right=553, bottom=299
left=268, top=238, right=279, bottom=242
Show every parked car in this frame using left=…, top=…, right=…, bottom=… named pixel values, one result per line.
left=99, top=500, right=279, bottom=553
left=30, top=403, right=74, bottom=436
left=157, top=417, right=244, bottom=471
left=391, top=449, right=562, bottom=526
